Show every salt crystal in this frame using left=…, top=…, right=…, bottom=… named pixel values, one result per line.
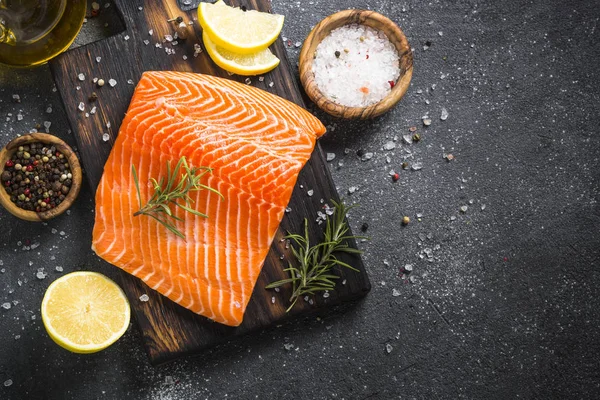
left=139, top=294, right=150, bottom=302
left=403, top=264, right=413, bottom=272
left=386, top=343, right=393, bottom=353
left=348, top=186, right=358, bottom=194
left=12, top=94, right=20, bottom=102
left=402, top=134, right=412, bottom=144
left=17, top=113, right=23, bottom=121
left=193, top=43, right=202, bottom=57
left=388, top=170, right=396, bottom=176
left=284, top=343, right=294, bottom=351
left=392, top=289, right=401, bottom=297
left=30, top=242, right=40, bottom=250
left=312, top=24, right=401, bottom=107
left=46, top=106, right=52, bottom=114
left=271, top=296, right=275, bottom=304
left=361, top=152, right=373, bottom=161
left=182, top=55, right=188, bottom=60
left=383, top=141, right=396, bottom=150
left=109, top=79, right=117, bottom=87
left=43, top=121, right=51, bottom=132
left=450, top=215, right=456, bottom=221
left=96, top=56, right=101, bottom=63
left=268, top=81, right=274, bottom=88
left=165, top=34, right=173, bottom=42
left=460, top=205, right=468, bottom=213
left=149, top=29, right=153, bottom=35
left=245, top=78, right=251, bottom=85
left=90, top=106, right=97, bottom=115
left=1, top=302, right=11, bottom=310
left=307, top=189, right=314, bottom=197
left=59, top=231, right=66, bottom=236
left=143, top=39, right=150, bottom=45
left=36, top=270, right=47, bottom=279
left=411, top=162, right=423, bottom=171
left=155, top=43, right=162, bottom=48
left=55, top=266, right=63, bottom=272
left=326, top=152, right=336, bottom=161
left=127, top=79, right=134, bottom=85
left=258, top=76, right=265, bottom=82
left=285, top=207, right=292, bottom=213
left=438, top=31, right=443, bottom=36
left=76, top=86, right=81, bottom=91
left=124, top=35, right=130, bottom=41
left=323, top=291, right=330, bottom=298
left=423, top=118, right=432, bottom=126
left=440, top=107, right=449, bottom=120
left=93, top=77, right=98, bottom=83
left=78, top=73, right=85, bottom=81
left=294, top=41, right=301, bottom=48
left=78, top=102, right=85, bottom=111
left=102, top=133, right=110, bottom=142
left=481, top=204, right=486, bottom=211
left=138, top=6, right=143, bottom=11
left=3, top=379, right=12, bottom=387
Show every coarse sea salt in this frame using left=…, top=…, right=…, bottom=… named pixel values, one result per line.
left=312, top=24, right=400, bottom=108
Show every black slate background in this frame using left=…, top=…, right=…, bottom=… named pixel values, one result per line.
left=1, top=0, right=599, bottom=399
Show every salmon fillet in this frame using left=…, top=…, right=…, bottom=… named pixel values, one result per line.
left=92, top=71, right=325, bottom=326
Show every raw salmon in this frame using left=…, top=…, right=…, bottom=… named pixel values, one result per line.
left=92, top=71, right=325, bottom=326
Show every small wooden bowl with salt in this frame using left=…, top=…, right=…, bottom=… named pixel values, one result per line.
left=299, top=9, right=413, bottom=119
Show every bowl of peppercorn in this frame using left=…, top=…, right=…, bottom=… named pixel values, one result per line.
left=0, top=133, right=82, bottom=222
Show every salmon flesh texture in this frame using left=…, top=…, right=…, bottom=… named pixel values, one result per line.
left=92, top=71, right=326, bottom=326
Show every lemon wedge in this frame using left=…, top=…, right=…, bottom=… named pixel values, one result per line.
left=202, top=31, right=280, bottom=76
left=198, top=0, right=284, bottom=55
left=41, top=271, right=130, bottom=354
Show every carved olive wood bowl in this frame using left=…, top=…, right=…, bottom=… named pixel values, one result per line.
left=299, top=9, right=413, bottom=119
left=0, top=133, right=82, bottom=221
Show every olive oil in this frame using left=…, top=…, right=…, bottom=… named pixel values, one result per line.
left=0, top=0, right=87, bottom=67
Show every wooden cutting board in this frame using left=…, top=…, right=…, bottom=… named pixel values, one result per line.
left=49, top=0, right=370, bottom=365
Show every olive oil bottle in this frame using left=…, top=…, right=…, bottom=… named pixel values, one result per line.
left=0, top=0, right=87, bottom=67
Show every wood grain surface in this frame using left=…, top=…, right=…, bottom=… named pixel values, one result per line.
left=49, top=0, right=370, bottom=364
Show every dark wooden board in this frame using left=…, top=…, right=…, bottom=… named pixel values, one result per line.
left=49, top=0, right=370, bottom=365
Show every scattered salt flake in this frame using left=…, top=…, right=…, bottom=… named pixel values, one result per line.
left=323, top=291, right=330, bottom=298
left=268, top=81, right=274, bottom=88
left=245, top=78, right=251, bottom=85
left=30, top=242, right=40, bottom=250
left=361, top=152, right=373, bottom=161
left=271, top=296, right=275, bottom=304
left=46, top=106, right=52, bottom=114
left=481, top=204, right=486, bottom=211
left=342, top=279, right=347, bottom=285
left=193, top=43, right=202, bottom=57
left=78, top=102, right=85, bottom=112
left=3, top=379, right=12, bottom=387
left=108, top=79, right=117, bottom=87
left=149, top=29, right=153, bottom=35
left=127, top=79, right=134, bottom=85
left=326, top=152, right=336, bottom=161
left=285, top=207, right=292, bottom=213
left=450, top=215, right=457, bottom=221
left=102, top=133, right=110, bottom=142
left=124, top=35, right=130, bottom=41
left=43, top=121, right=51, bottom=132
left=403, top=264, right=413, bottom=273
left=440, top=107, right=449, bottom=120
left=36, top=270, right=47, bottom=279
left=392, top=289, right=401, bottom=297
left=402, top=134, right=412, bottom=144
left=155, top=43, right=162, bottom=48
left=460, top=205, right=468, bottom=213
left=423, top=118, right=432, bottom=126
left=90, top=106, right=97, bottom=115
left=17, top=113, right=23, bottom=121
left=78, top=73, right=85, bottom=81
left=12, top=94, right=21, bottom=102
left=182, top=55, right=188, bottom=60
left=258, top=76, right=265, bottom=82
left=96, top=56, right=101, bottom=63
left=55, top=266, right=63, bottom=272
left=59, top=231, right=66, bottom=236
left=383, top=141, right=396, bottom=150
left=411, top=162, right=423, bottom=171
left=294, top=41, right=301, bottom=48
left=307, top=189, right=314, bottom=197
left=348, top=186, right=358, bottom=194
left=1, top=302, right=11, bottom=310
left=165, top=34, right=173, bottom=42
left=143, top=39, right=150, bottom=45
left=386, top=343, right=393, bottom=353
left=139, top=294, right=150, bottom=302
left=76, top=86, right=81, bottom=91
left=284, top=343, right=294, bottom=351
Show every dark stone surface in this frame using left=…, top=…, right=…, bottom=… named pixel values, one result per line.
left=1, top=0, right=599, bottom=399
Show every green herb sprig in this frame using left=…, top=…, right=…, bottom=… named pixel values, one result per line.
left=266, top=200, right=366, bottom=312
left=132, top=156, right=222, bottom=240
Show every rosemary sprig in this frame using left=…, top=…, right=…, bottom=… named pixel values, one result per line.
left=265, top=200, right=367, bottom=312
left=131, top=156, right=222, bottom=240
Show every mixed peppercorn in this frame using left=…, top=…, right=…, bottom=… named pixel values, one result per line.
left=1, top=143, right=72, bottom=212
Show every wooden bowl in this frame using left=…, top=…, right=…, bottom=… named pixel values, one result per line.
left=0, top=133, right=82, bottom=221
left=299, top=9, right=413, bottom=119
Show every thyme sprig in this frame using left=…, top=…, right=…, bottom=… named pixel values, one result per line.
left=131, top=156, right=222, bottom=240
left=266, top=200, right=367, bottom=312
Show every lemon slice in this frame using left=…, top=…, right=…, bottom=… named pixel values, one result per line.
left=198, top=0, right=284, bottom=54
left=41, top=271, right=130, bottom=354
left=202, top=31, right=280, bottom=76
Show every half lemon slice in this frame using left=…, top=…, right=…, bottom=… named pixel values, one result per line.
left=41, top=271, right=130, bottom=354
left=203, top=31, right=280, bottom=76
left=198, top=0, right=284, bottom=55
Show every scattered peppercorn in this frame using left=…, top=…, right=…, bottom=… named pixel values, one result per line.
left=97, top=79, right=105, bottom=87
left=402, top=216, right=410, bottom=225
left=401, top=162, right=409, bottom=170
left=360, top=222, right=369, bottom=232
left=409, top=126, right=417, bottom=132
left=356, top=149, right=365, bottom=157
left=334, top=50, right=340, bottom=58
left=1, top=142, right=72, bottom=212
left=445, top=154, right=454, bottom=161
left=392, top=173, right=400, bottom=182
left=412, top=133, right=421, bottom=142
left=89, top=92, right=98, bottom=102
